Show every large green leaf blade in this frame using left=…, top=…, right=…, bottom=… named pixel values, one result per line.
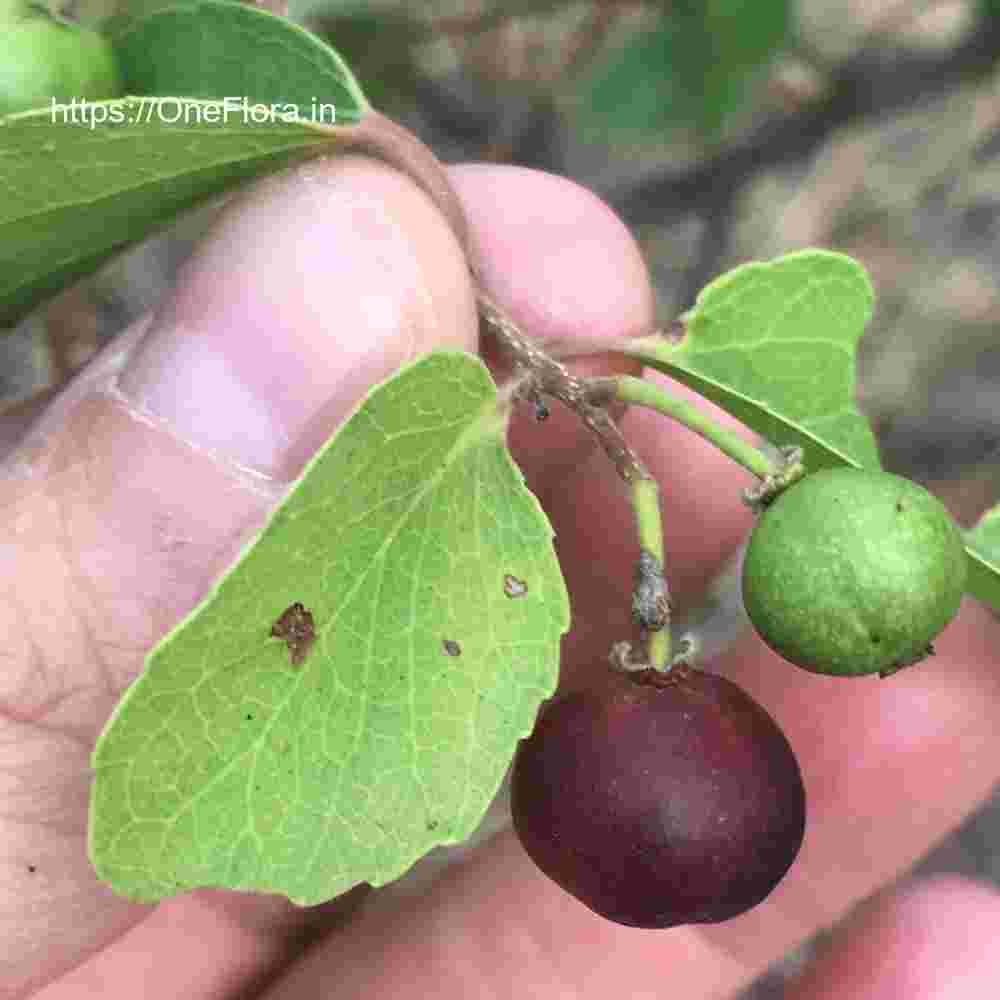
left=108, top=0, right=369, bottom=120
left=625, top=249, right=881, bottom=471
left=89, top=351, right=570, bottom=905
left=0, top=102, right=335, bottom=327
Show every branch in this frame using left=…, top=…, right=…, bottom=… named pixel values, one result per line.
left=478, top=290, right=674, bottom=670
left=477, top=291, right=648, bottom=483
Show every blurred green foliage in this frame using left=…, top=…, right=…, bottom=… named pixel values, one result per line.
left=576, top=0, right=792, bottom=142
left=309, top=5, right=421, bottom=113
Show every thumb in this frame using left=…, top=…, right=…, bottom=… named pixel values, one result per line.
left=0, top=153, right=476, bottom=996
left=117, top=154, right=476, bottom=483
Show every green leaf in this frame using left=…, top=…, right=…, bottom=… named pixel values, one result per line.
left=89, top=351, right=570, bottom=905
left=964, top=506, right=1000, bottom=612
left=625, top=249, right=881, bottom=471
left=108, top=0, right=369, bottom=120
left=0, top=101, right=336, bottom=328
left=627, top=249, right=1000, bottom=615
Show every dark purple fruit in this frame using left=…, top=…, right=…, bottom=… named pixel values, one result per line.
left=510, top=665, right=806, bottom=929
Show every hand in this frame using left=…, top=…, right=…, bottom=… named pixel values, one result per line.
left=3, top=157, right=1000, bottom=999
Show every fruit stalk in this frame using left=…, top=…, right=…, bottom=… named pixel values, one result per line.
left=478, top=293, right=678, bottom=669
left=630, top=477, right=671, bottom=669
left=613, top=374, right=774, bottom=480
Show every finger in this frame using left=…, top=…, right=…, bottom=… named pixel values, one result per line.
left=474, top=163, right=1000, bottom=984
left=0, top=154, right=476, bottom=997
left=449, top=162, right=756, bottom=578
left=697, top=598, right=1000, bottom=970
left=785, top=875, right=1000, bottom=998
left=446, top=165, right=756, bottom=691
left=461, top=163, right=1000, bottom=992
left=449, top=162, right=653, bottom=486
left=451, top=163, right=655, bottom=690
left=262, top=606, right=1000, bottom=1000
left=263, top=828, right=751, bottom=1000
left=542, top=375, right=758, bottom=692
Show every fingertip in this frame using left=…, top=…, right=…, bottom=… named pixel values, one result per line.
left=448, top=164, right=655, bottom=349
left=785, top=874, right=1000, bottom=999
left=449, top=163, right=654, bottom=506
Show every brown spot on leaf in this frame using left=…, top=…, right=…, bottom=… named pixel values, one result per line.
left=442, top=639, right=462, bottom=657
left=503, top=574, right=528, bottom=598
left=271, top=602, right=316, bottom=667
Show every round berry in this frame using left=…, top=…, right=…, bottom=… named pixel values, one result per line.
left=511, top=665, right=806, bottom=928
left=742, top=467, right=967, bottom=676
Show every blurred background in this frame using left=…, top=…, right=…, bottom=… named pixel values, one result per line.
left=5, top=1, right=1000, bottom=994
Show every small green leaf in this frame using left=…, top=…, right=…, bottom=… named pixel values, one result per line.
left=108, top=0, right=369, bottom=120
left=0, top=102, right=335, bottom=328
left=625, top=249, right=881, bottom=471
left=89, top=351, right=570, bottom=905
left=629, top=249, right=997, bottom=615
left=964, top=506, right=1000, bottom=612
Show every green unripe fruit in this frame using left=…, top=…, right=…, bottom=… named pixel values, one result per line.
left=0, top=6, right=122, bottom=116
left=742, top=467, right=967, bottom=677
